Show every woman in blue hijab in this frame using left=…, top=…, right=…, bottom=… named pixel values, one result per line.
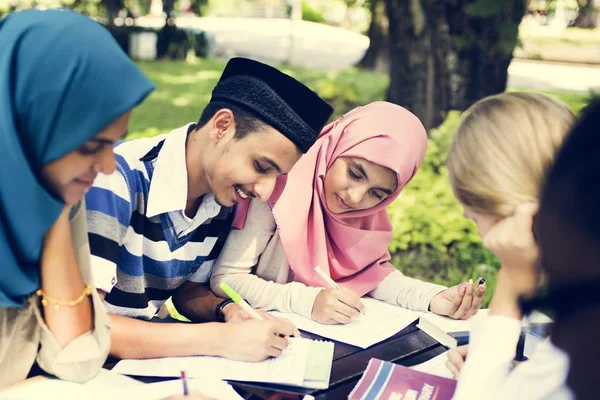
left=0, top=9, right=154, bottom=387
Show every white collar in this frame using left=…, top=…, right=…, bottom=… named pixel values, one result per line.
left=146, top=123, right=193, bottom=218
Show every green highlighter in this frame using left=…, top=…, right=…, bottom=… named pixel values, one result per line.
left=219, top=282, right=264, bottom=320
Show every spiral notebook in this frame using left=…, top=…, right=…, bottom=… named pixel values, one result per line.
left=112, top=337, right=334, bottom=389
left=300, top=339, right=334, bottom=389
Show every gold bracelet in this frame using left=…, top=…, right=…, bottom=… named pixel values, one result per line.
left=36, top=285, right=93, bottom=311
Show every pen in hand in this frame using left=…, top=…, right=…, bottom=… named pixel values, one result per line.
left=219, top=282, right=264, bottom=320
left=314, top=266, right=366, bottom=316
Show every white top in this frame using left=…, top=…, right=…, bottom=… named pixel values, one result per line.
left=144, top=123, right=222, bottom=237
left=454, top=315, right=574, bottom=400
left=210, top=199, right=446, bottom=318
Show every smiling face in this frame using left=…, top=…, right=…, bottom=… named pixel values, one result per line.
left=40, top=111, right=130, bottom=205
left=323, top=156, right=398, bottom=214
left=191, top=108, right=303, bottom=208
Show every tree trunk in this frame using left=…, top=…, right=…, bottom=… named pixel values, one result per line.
left=385, top=0, right=526, bottom=132
left=385, top=0, right=451, bottom=131
left=573, top=0, right=599, bottom=28
left=358, top=0, right=390, bottom=73
left=102, top=0, right=123, bottom=26
left=447, top=1, right=526, bottom=111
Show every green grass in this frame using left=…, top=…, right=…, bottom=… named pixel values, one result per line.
left=130, top=58, right=590, bottom=139
left=129, top=58, right=389, bottom=138
left=519, top=25, right=600, bottom=47
left=507, top=87, right=596, bottom=112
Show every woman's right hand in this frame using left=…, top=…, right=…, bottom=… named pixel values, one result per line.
left=446, top=345, right=468, bottom=377
left=216, top=318, right=296, bottom=362
left=311, top=287, right=364, bottom=325
left=482, top=203, right=540, bottom=296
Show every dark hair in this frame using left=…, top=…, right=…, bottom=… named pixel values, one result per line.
left=197, top=101, right=267, bottom=139
left=538, top=99, right=600, bottom=245
left=535, top=99, right=600, bottom=400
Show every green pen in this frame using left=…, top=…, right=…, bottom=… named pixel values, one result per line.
left=220, top=282, right=264, bottom=320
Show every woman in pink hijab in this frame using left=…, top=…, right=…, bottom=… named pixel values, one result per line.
left=211, top=102, right=485, bottom=324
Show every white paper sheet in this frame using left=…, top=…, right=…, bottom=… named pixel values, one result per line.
left=411, top=351, right=455, bottom=379
left=420, top=309, right=552, bottom=334
left=114, top=378, right=243, bottom=400
left=112, top=337, right=309, bottom=386
left=523, top=331, right=545, bottom=359
left=271, top=297, right=420, bottom=348
left=0, top=369, right=143, bottom=400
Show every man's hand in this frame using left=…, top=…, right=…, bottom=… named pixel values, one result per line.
left=222, top=302, right=249, bottom=322
left=216, top=318, right=297, bottom=362
left=223, top=305, right=301, bottom=337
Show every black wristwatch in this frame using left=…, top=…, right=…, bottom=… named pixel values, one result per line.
left=215, top=298, right=234, bottom=322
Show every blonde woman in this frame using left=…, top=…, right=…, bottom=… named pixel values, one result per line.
left=446, top=92, right=575, bottom=399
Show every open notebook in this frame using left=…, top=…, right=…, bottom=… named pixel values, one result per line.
left=270, top=297, right=420, bottom=348
left=112, top=337, right=334, bottom=389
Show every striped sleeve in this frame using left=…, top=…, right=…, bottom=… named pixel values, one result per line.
left=85, top=165, right=132, bottom=293
left=187, top=208, right=234, bottom=283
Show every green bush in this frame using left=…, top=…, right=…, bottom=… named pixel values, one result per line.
left=301, top=1, right=326, bottom=23
left=387, top=112, right=500, bottom=305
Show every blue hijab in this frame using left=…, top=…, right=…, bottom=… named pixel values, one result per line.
left=0, top=9, right=155, bottom=307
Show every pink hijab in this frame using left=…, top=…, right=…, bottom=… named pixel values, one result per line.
left=233, top=101, right=428, bottom=295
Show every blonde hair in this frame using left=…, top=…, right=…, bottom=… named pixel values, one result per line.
left=448, top=92, right=575, bottom=217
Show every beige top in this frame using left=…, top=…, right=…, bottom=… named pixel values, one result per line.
left=0, top=200, right=111, bottom=389
left=210, top=199, right=446, bottom=319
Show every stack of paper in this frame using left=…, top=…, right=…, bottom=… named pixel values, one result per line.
left=0, top=369, right=143, bottom=400
left=270, top=297, right=420, bottom=348
left=112, top=337, right=334, bottom=389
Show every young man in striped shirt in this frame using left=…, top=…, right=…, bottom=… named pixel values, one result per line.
left=85, top=58, right=333, bottom=361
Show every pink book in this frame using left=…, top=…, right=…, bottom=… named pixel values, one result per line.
left=349, top=358, right=457, bottom=400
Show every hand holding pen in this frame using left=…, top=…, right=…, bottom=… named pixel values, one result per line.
left=310, top=266, right=366, bottom=325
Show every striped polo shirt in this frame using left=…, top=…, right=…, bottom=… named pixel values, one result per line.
left=85, top=124, right=233, bottom=320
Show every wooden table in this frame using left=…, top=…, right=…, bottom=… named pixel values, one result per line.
left=104, top=320, right=447, bottom=399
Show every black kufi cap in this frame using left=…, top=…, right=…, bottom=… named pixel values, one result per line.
left=209, top=57, right=333, bottom=153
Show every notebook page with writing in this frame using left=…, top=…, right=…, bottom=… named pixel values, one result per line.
left=112, top=337, right=309, bottom=386
left=270, top=297, right=420, bottom=348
